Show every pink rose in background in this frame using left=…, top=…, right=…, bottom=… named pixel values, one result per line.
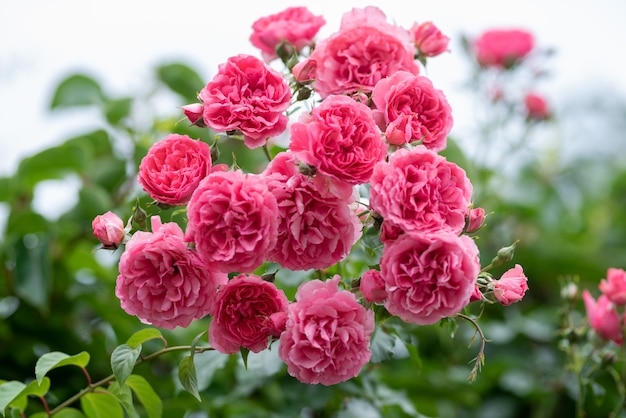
left=599, top=268, right=626, bottom=305
left=264, top=151, right=362, bottom=270
left=290, top=95, right=387, bottom=185
left=116, top=217, right=227, bottom=329
left=372, top=71, right=453, bottom=150
left=370, top=146, right=473, bottom=235
left=583, top=290, right=623, bottom=345
left=199, top=54, right=291, bottom=149
left=138, top=134, right=212, bottom=205
left=380, top=232, right=480, bottom=325
left=250, top=6, right=325, bottom=62
left=185, top=170, right=279, bottom=273
left=410, top=21, right=450, bottom=57
left=524, top=92, right=551, bottom=121
left=474, top=29, right=534, bottom=69
left=92, top=211, right=125, bottom=248
left=493, top=264, right=529, bottom=306
left=209, top=274, right=289, bottom=354
left=360, top=269, right=386, bottom=303
left=465, top=207, right=486, bottom=233
left=279, top=276, right=374, bottom=385
left=302, top=6, right=418, bottom=98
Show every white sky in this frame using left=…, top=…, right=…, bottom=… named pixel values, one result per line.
left=1, top=0, right=626, bottom=176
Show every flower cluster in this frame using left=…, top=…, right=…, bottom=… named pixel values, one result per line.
left=92, top=6, right=530, bottom=386
left=583, top=268, right=626, bottom=345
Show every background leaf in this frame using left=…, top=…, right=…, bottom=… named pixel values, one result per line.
left=156, top=63, right=204, bottom=103
left=50, top=74, right=104, bottom=109
left=80, top=391, right=123, bottom=418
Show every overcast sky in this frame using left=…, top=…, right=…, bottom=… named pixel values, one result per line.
left=1, top=0, right=626, bottom=177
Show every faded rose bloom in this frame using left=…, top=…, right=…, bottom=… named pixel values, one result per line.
left=290, top=95, right=387, bottom=185
left=301, top=6, right=418, bottom=98
left=116, top=217, right=227, bottom=329
left=380, top=232, right=480, bottom=325
left=92, top=211, right=125, bottom=248
left=583, top=290, right=623, bottom=345
left=524, top=92, right=551, bottom=121
left=199, top=54, right=291, bottom=149
left=250, top=6, right=325, bottom=62
left=360, top=269, right=386, bottom=303
left=465, top=207, right=486, bottom=233
left=599, top=268, right=626, bottom=305
left=372, top=71, right=453, bottom=150
left=493, top=264, right=529, bottom=306
left=185, top=170, right=279, bottom=273
left=474, top=29, right=534, bottom=69
left=370, top=146, right=473, bottom=235
left=279, top=276, right=374, bottom=385
left=209, top=274, right=289, bottom=354
left=264, top=151, right=362, bottom=270
left=138, top=134, right=212, bottom=205
left=410, top=21, right=450, bottom=57
left=181, top=103, right=206, bottom=127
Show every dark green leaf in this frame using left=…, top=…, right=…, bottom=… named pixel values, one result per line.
left=35, top=352, right=90, bottom=384
left=0, top=177, right=13, bottom=201
left=12, top=233, right=52, bottom=312
left=80, top=391, right=124, bottom=418
left=125, top=328, right=164, bottom=349
left=239, top=347, right=250, bottom=370
left=177, top=356, right=200, bottom=402
left=78, top=185, right=114, bottom=219
left=126, top=375, right=162, bottom=418
left=111, top=344, right=142, bottom=386
left=104, top=97, right=133, bottom=125
left=50, top=74, right=104, bottom=109
left=0, top=381, right=26, bottom=416
left=156, top=63, right=204, bottom=103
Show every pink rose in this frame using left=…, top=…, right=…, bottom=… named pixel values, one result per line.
left=116, top=217, right=227, bottom=329
left=185, top=170, right=279, bottom=273
left=278, top=276, right=374, bottom=385
left=474, top=29, right=534, bottom=69
left=410, top=21, right=450, bottom=57
left=493, top=264, right=529, bottom=306
left=465, top=207, right=486, bottom=233
left=380, top=232, right=480, bottom=325
left=209, top=274, right=289, bottom=354
left=524, top=92, right=551, bottom=121
left=138, top=134, right=212, bottom=205
left=583, top=290, right=623, bottom=345
left=469, top=285, right=483, bottom=302
left=250, top=7, right=325, bottom=62
left=302, top=6, right=418, bottom=98
left=181, top=103, right=206, bottom=127
left=372, top=71, right=453, bottom=150
left=290, top=95, right=387, bottom=185
left=369, top=146, right=473, bottom=235
left=199, top=54, right=291, bottom=149
left=92, top=211, right=125, bottom=248
left=263, top=152, right=362, bottom=270
left=360, top=269, right=386, bottom=303
left=599, top=268, right=626, bottom=305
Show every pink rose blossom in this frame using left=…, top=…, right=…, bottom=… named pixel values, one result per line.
left=302, top=6, right=418, bottom=98
left=583, top=290, right=623, bottom=345
left=185, top=170, right=279, bottom=273
left=199, top=54, right=291, bottom=149
left=465, top=207, right=486, bottom=233
left=369, top=146, right=473, bottom=235
left=360, top=269, right=386, bottom=303
left=279, top=275, right=374, bottom=385
left=474, top=29, right=534, bottom=69
left=92, top=211, right=125, bottom=248
left=264, top=151, right=362, bottom=270
left=372, top=71, right=453, bottom=150
left=209, top=274, right=289, bottom=354
left=493, top=264, right=529, bottom=306
left=116, top=217, right=227, bottom=329
left=380, top=232, right=480, bottom=325
left=599, top=268, right=626, bottom=305
left=290, top=95, right=387, bottom=185
left=250, top=7, right=325, bottom=62
left=181, top=103, right=206, bottom=127
left=524, top=92, right=551, bottom=121
left=410, top=21, right=450, bottom=57
left=138, top=134, right=212, bottom=206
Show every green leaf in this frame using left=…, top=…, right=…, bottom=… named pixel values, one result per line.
left=156, top=63, right=204, bottom=103
left=125, top=328, right=164, bottom=349
left=0, top=177, right=13, bottom=201
left=50, top=74, right=104, bottom=109
left=17, top=144, right=85, bottom=189
left=126, top=375, right=162, bottom=418
left=51, top=408, right=87, bottom=418
left=78, top=185, right=114, bottom=219
left=108, top=382, right=137, bottom=418
left=0, top=381, right=26, bottom=416
left=177, top=356, right=201, bottom=402
left=8, top=377, right=51, bottom=413
left=35, top=352, right=90, bottom=384
left=80, top=391, right=123, bottom=418
left=104, top=97, right=133, bottom=125
left=12, top=233, right=52, bottom=313
left=111, top=344, right=142, bottom=386
left=239, top=347, right=250, bottom=370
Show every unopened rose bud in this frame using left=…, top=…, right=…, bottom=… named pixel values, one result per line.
left=132, top=201, right=148, bottom=231
left=490, top=240, right=519, bottom=267
left=181, top=103, right=206, bottom=127
left=410, top=21, right=450, bottom=58
left=465, top=207, right=485, bottom=233
left=561, top=282, right=578, bottom=301
left=292, top=58, right=317, bottom=83
left=360, top=269, right=387, bottom=303
left=469, top=284, right=483, bottom=302
left=493, top=264, right=529, bottom=306
left=92, top=211, right=125, bottom=249
left=524, top=92, right=551, bottom=121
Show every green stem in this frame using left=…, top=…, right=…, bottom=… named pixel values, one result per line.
left=456, top=313, right=489, bottom=382
left=262, top=144, right=273, bottom=162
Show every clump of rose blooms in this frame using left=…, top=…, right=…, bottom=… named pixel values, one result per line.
left=581, top=268, right=626, bottom=345
left=92, top=6, right=530, bottom=386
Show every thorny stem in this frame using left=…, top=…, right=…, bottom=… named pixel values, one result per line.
left=47, top=345, right=214, bottom=416
left=456, top=313, right=489, bottom=382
